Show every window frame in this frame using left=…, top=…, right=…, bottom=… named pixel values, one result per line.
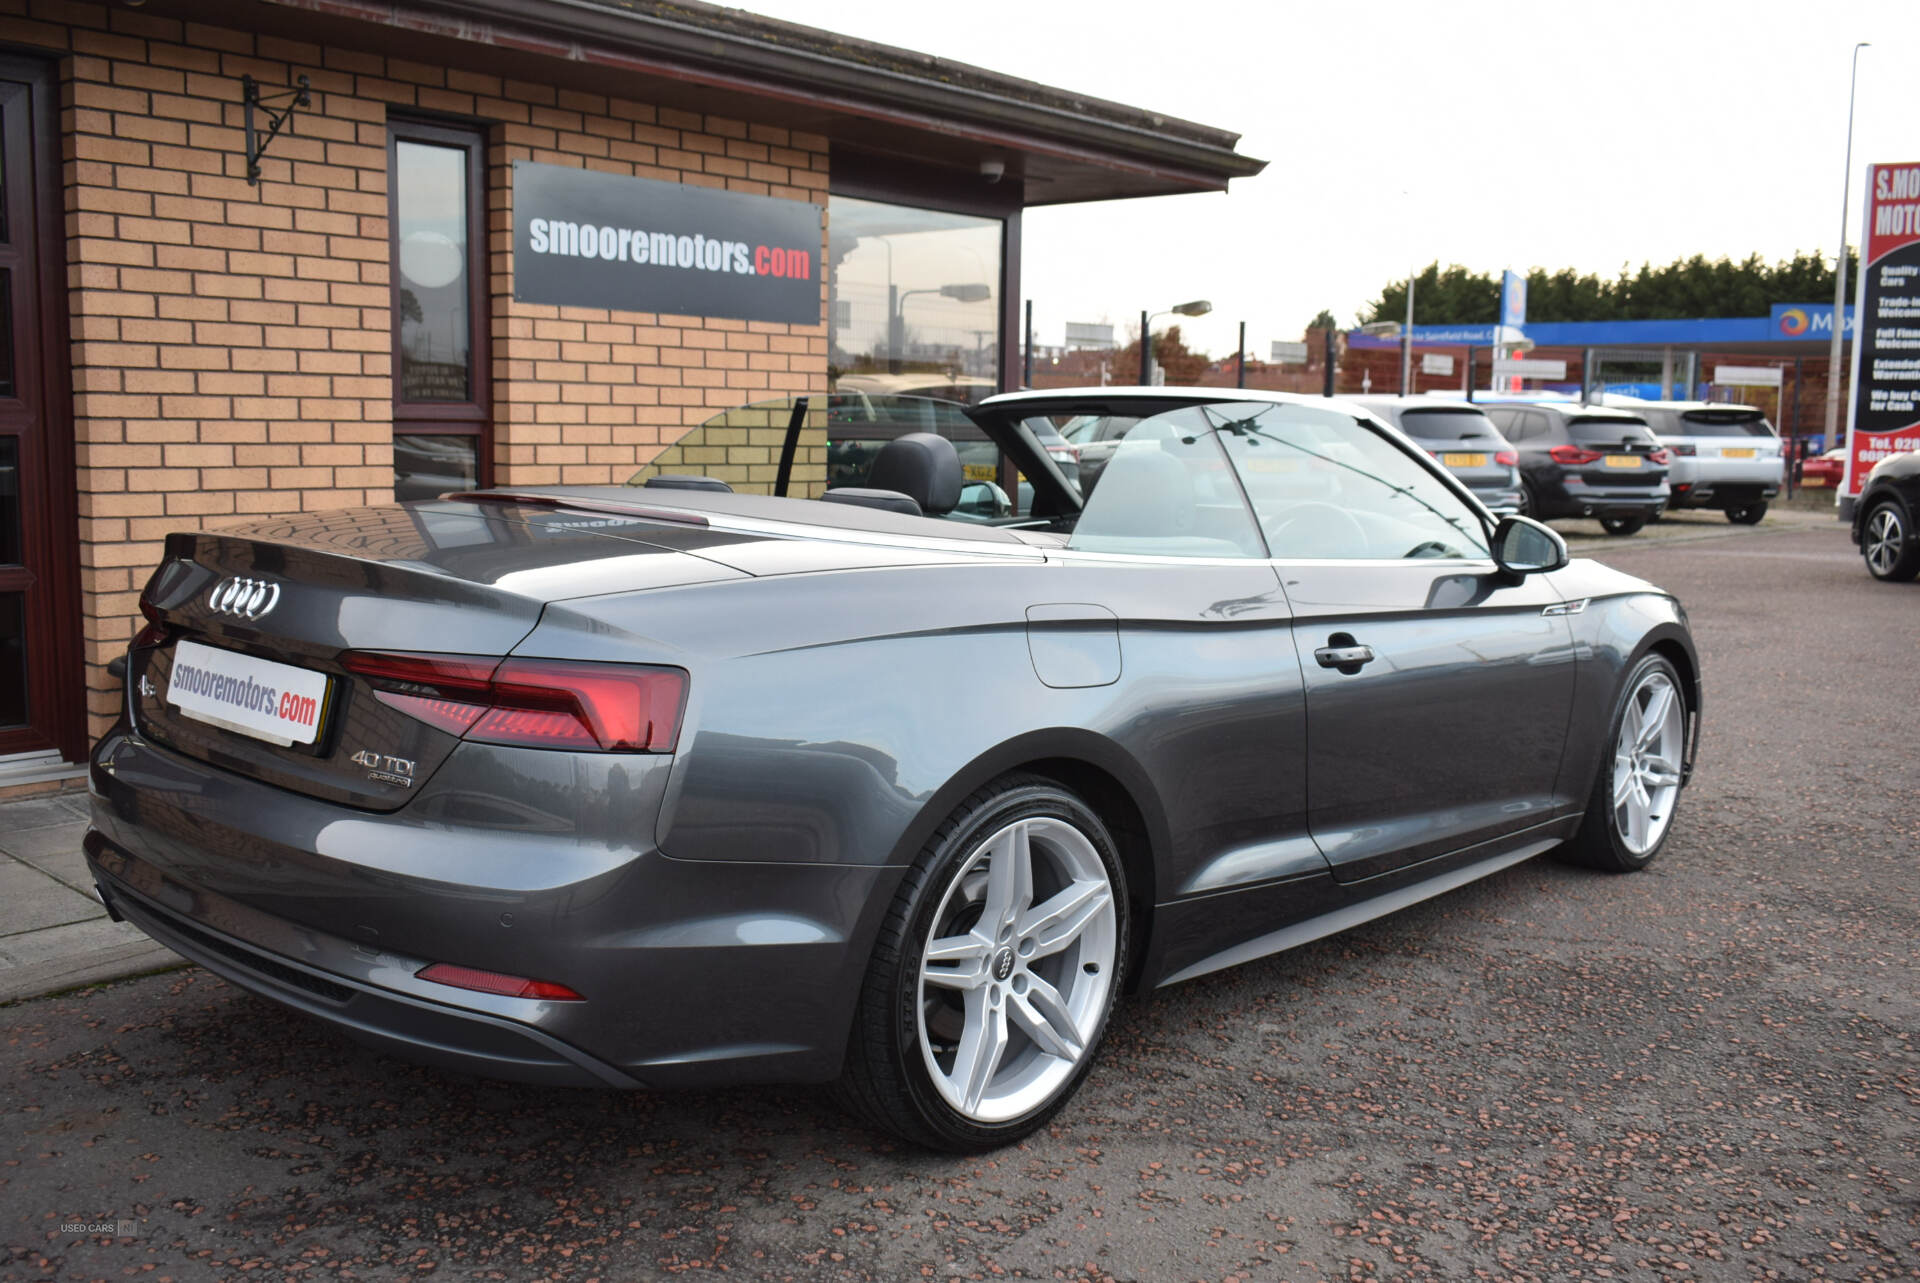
left=388, top=116, right=491, bottom=491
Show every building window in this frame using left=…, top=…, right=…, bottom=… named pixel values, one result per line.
left=389, top=119, right=489, bottom=501
left=827, top=196, right=1002, bottom=405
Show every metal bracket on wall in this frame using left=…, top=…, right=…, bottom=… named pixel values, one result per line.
left=241, top=74, right=312, bottom=186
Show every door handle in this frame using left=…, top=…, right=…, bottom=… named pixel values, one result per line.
left=1314, top=634, right=1375, bottom=674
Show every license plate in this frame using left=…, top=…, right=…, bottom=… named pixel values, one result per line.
left=1721, top=447, right=1756, bottom=459
left=167, top=640, right=330, bottom=746
left=963, top=464, right=998, bottom=482
left=1442, top=452, right=1487, bottom=467
left=1245, top=457, right=1299, bottom=474
left=1604, top=454, right=1641, bottom=468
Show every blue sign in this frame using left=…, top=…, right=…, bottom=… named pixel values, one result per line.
left=1348, top=312, right=1851, bottom=350
left=1768, top=303, right=1854, bottom=340
left=1500, top=270, right=1527, bottom=328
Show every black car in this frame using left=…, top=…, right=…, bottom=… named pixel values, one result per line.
left=1850, top=448, right=1920, bottom=581
left=1482, top=402, right=1672, bottom=536
left=1351, top=396, right=1525, bottom=513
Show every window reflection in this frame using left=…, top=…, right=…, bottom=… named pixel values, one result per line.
left=396, top=141, right=470, bottom=402
left=0, top=435, right=17, bottom=566
left=827, top=196, right=1001, bottom=405
left=394, top=433, right=478, bottom=502
left=0, top=591, right=24, bottom=728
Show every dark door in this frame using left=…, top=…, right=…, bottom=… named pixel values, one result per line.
left=0, top=62, right=80, bottom=759
left=1206, top=397, right=1578, bottom=884
left=1280, top=563, right=1576, bottom=881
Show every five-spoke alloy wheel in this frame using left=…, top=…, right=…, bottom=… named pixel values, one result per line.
left=1862, top=500, right=1920, bottom=582
left=836, top=776, right=1128, bottom=1150
left=1561, top=653, right=1689, bottom=872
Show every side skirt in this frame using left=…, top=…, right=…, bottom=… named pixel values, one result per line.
left=1156, top=833, right=1565, bottom=988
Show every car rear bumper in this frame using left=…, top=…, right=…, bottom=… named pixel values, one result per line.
left=1533, top=474, right=1669, bottom=519
left=89, top=843, right=638, bottom=1087
left=88, top=725, right=900, bottom=1088
left=1666, top=458, right=1783, bottom=507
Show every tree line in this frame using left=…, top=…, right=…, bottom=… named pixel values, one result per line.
left=1353, top=251, right=1857, bottom=327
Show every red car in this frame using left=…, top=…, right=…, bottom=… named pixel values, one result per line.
left=1800, top=447, right=1846, bottom=488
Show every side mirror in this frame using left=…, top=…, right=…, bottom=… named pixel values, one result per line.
left=1491, top=515, right=1568, bottom=578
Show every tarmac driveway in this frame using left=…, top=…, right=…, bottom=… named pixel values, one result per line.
left=4, top=520, right=1915, bottom=1282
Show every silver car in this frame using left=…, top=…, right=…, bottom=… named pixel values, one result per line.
left=1633, top=402, right=1783, bottom=524
left=1351, top=397, right=1525, bottom=514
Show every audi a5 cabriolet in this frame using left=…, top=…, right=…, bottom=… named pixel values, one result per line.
left=88, top=388, right=1700, bottom=1151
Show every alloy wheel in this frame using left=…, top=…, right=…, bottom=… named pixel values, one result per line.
left=916, top=817, right=1118, bottom=1123
left=1865, top=505, right=1905, bottom=578
left=1610, top=669, right=1684, bottom=855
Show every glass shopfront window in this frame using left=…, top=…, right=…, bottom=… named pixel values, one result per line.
left=827, top=196, right=1002, bottom=406
left=389, top=119, right=489, bottom=501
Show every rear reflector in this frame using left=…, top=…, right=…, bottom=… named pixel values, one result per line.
left=416, top=962, right=584, bottom=1001
left=342, top=651, right=686, bottom=753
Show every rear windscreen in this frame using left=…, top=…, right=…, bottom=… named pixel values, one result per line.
left=1398, top=409, right=1502, bottom=442
left=1677, top=410, right=1776, bottom=438
left=1569, top=417, right=1659, bottom=447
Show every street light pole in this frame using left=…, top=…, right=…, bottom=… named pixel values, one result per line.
left=1824, top=41, right=1869, bottom=447
left=1400, top=267, right=1416, bottom=395
left=1138, top=300, right=1211, bottom=386
left=1236, top=320, right=1246, bottom=388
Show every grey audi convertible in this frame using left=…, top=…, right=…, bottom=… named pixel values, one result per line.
left=88, top=388, right=1700, bottom=1151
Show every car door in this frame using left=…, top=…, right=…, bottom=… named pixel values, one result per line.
left=1202, top=399, right=1579, bottom=883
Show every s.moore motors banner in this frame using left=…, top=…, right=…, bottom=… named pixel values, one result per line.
left=1842, top=161, right=1920, bottom=499
left=512, top=162, right=823, bottom=324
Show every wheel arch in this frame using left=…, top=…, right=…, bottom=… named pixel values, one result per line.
left=882, top=728, right=1171, bottom=992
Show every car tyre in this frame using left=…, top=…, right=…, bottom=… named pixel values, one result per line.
left=1516, top=481, right=1539, bottom=518
left=834, top=774, right=1129, bottom=1151
left=1599, top=515, right=1646, bottom=537
left=1726, top=502, right=1767, bottom=525
left=1861, top=499, right=1920, bottom=582
left=1558, top=653, right=1687, bottom=873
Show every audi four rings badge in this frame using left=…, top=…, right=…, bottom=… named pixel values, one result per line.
left=206, top=577, right=280, bottom=621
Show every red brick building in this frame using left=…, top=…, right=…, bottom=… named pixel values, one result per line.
left=0, top=0, right=1262, bottom=786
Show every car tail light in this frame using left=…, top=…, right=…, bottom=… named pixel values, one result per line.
left=1048, top=444, right=1081, bottom=464
left=1649, top=449, right=1672, bottom=465
left=342, top=651, right=687, bottom=752
left=1669, top=443, right=1697, bottom=456
left=1548, top=444, right=1604, bottom=465
left=416, top=962, right=584, bottom=1001
left=1495, top=450, right=1518, bottom=466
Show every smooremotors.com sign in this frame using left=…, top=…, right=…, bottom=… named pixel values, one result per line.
left=512, top=162, right=823, bottom=324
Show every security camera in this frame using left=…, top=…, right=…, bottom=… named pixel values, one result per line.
left=980, top=159, right=1005, bottom=184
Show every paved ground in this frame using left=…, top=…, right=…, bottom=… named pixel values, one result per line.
left=5, top=515, right=1915, bottom=1282
left=0, top=793, right=178, bottom=1004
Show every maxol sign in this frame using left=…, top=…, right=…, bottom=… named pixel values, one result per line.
left=1769, top=303, right=1855, bottom=339
left=512, top=162, right=823, bottom=324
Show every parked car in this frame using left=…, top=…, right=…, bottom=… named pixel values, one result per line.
left=1850, top=448, right=1920, bottom=581
left=1058, top=411, right=1141, bottom=493
left=1800, top=446, right=1847, bottom=489
left=1629, top=402, right=1783, bottom=524
left=1481, top=402, right=1671, bottom=535
left=91, top=387, right=1699, bottom=1152
left=1351, top=396, right=1524, bottom=513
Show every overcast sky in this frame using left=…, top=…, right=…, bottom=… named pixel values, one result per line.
left=732, top=0, right=1916, bottom=359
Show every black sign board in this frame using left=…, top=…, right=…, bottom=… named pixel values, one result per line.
left=512, top=161, right=823, bottom=324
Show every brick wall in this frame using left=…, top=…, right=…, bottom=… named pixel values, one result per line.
left=0, top=1, right=831, bottom=744
left=488, top=88, right=830, bottom=487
